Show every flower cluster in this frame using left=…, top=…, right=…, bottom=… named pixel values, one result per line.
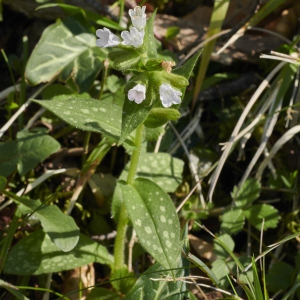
left=96, top=6, right=146, bottom=48
left=96, top=6, right=184, bottom=108
left=128, top=83, right=182, bottom=108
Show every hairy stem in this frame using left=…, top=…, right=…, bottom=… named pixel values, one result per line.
left=113, top=124, right=144, bottom=270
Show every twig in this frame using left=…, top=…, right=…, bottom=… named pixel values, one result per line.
left=0, top=83, right=49, bottom=139
left=128, top=230, right=137, bottom=272
left=0, top=99, right=32, bottom=139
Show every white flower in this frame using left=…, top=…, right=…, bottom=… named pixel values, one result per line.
left=96, top=28, right=120, bottom=48
left=159, top=84, right=182, bottom=108
left=121, top=27, right=144, bottom=48
left=129, top=6, right=147, bottom=30
left=128, top=84, right=146, bottom=104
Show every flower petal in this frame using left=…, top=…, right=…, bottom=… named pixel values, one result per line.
left=121, top=27, right=144, bottom=48
left=128, top=6, right=147, bottom=30
left=96, top=28, right=120, bottom=48
left=128, top=84, right=146, bottom=104
left=159, top=84, right=182, bottom=108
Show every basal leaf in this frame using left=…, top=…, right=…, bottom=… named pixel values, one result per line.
left=266, top=261, right=294, bottom=292
left=214, top=233, right=235, bottom=258
left=16, top=130, right=60, bottom=176
left=244, top=204, right=280, bottom=230
left=211, top=258, right=232, bottom=284
left=60, top=46, right=105, bottom=92
left=4, top=230, right=113, bottom=275
left=17, top=197, right=79, bottom=252
left=37, top=3, right=123, bottom=31
left=0, top=130, right=60, bottom=177
left=221, top=208, right=245, bottom=234
left=125, top=263, right=186, bottom=300
left=25, top=17, right=105, bottom=87
left=120, top=152, right=184, bottom=193
left=231, top=178, right=261, bottom=208
left=121, top=178, right=181, bottom=270
left=33, top=94, right=123, bottom=140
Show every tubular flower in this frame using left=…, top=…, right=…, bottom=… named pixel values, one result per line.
left=121, top=27, right=145, bottom=48
left=128, top=84, right=146, bottom=104
left=159, top=83, right=182, bottom=108
left=96, top=28, right=120, bottom=48
left=128, top=6, right=147, bottom=30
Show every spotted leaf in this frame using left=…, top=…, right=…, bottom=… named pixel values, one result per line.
left=119, top=178, right=181, bottom=270
left=33, top=94, right=122, bottom=140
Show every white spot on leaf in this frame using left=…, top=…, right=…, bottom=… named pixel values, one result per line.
left=160, top=206, right=166, bottom=212
left=160, top=215, right=166, bottom=223
left=145, top=226, right=152, bottom=234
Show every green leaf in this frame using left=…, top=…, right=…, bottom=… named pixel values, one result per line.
left=120, top=96, right=150, bottom=144
left=214, top=233, right=235, bottom=258
left=248, top=0, right=287, bottom=27
left=252, top=257, right=264, bottom=300
left=37, top=3, right=123, bottom=31
left=16, top=197, right=79, bottom=252
left=120, top=152, right=184, bottom=193
left=221, top=208, right=245, bottom=234
left=25, top=18, right=105, bottom=88
left=109, top=48, right=141, bottom=72
left=33, top=94, right=122, bottom=140
left=125, top=262, right=186, bottom=300
left=0, top=129, right=60, bottom=177
left=120, top=179, right=181, bottom=270
left=4, top=230, right=113, bottom=275
left=142, top=10, right=158, bottom=58
left=244, top=204, right=280, bottom=230
left=16, top=130, right=60, bottom=176
left=266, top=261, right=294, bottom=292
left=185, top=251, right=219, bottom=285
left=60, top=46, right=105, bottom=92
left=211, top=258, right=233, bottom=284
left=174, top=50, right=202, bottom=80
left=231, top=178, right=261, bottom=208
left=144, top=108, right=180, bottom=128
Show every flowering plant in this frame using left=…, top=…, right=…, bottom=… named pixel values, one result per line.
left=3, top=2, right=200, bottom=298
left=96, top=5, right=189, bottom=140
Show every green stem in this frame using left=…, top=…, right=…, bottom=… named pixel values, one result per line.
left=113, top=124, right=144, bottom=270
left=98, top=59, right=109, bottom=101
left=127, top=124, right=144, bottom=184
left=113, top=205, right=128, bottom=270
